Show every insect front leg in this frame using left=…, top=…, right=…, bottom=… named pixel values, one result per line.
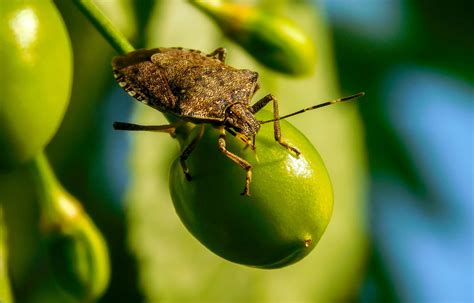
left=251, top=94, right=301, bottom=156
left=208, top=47, right=227, bottom=63
left=180, top=124, right=205, bottom=181
left=226, top=128, right=255, bottom=150
left=249, top=93, right=272, bottom=114
left=218, top=128, right=253, bottom=196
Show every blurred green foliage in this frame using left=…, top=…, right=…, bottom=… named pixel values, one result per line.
left=330, top=0, right=473, bottom=300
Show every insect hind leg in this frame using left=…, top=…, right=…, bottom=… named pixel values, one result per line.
left=113, top=121, right=183, bottom=137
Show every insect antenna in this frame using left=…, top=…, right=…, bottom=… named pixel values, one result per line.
left=259, top=92, right=365, bottom=124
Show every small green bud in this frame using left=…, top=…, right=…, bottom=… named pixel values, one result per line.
left=32, top=154, right=110, bottom=301
left=46, top=210, right=110, bottom=302
left=190, top=0, right=317, bottom=76
left=169, top=110, right=333, bottom=268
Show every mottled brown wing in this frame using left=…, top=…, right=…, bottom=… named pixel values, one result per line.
left=150, top=48, right=217, bottom=82
left=171, top=65, right=258, bottom=121
left=112, top=50, right=176, bottom=112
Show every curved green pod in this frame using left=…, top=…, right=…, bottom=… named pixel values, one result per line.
left=190, top=1, right=317, bottom=76
left=46, top=211, right=110, bottom=302
left=32, top=154, right=110, bottom=301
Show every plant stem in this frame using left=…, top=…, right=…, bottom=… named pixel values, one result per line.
left=30, top=153, right=63, bottom=227
left=0, top=207, right=13, bottom=303
left=72, top=0, right=134, bottom=55
left=31, top=153, right=85, bottom=229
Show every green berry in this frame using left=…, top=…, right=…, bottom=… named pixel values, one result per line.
left=0, top=0, right=72, bottom=170
left=170, top=110, right=333, bottom=268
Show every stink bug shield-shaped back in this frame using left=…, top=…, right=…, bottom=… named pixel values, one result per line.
left=112, top=47, right=364, bottom=195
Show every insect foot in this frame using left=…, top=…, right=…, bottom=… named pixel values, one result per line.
left=169, top=110, right=333, bottom=268
left=279, top=140, right=301, bottom=158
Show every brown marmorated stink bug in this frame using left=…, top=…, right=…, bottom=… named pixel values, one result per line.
left=112, top=47, right=364, bottom=196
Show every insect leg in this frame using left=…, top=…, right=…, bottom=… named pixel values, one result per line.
left=272, top=96, right=301, bottom=156
left=113, top=121, right=184, bottom=137
left=217, top=128, right=253, bottom=196
left=226, top=128, right=255, bottom=150
left=249, top=93, right=273, bottom=114
left=180, top=124, right=205, bottom=181
left=252, top=94, right=301, bottom=156
left=208, top=47, right=227, bottom=62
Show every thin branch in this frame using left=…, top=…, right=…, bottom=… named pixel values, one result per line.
left=72, top=0, right=135, bottom=54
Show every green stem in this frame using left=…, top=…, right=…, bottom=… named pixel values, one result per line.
left=30, top=154, right=65, bottom=228
left=72, top=0, right=134, bottom=55
left=31, top=153, right=58, bottom=194
left=0, top=208, right=13, bottom=303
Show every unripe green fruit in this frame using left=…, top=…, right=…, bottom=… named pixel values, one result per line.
left=0, top=0, right=72, bottom=170
left=170, top=110, right=333, bottom=268
left=190, top=1, right=316, bottom=76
